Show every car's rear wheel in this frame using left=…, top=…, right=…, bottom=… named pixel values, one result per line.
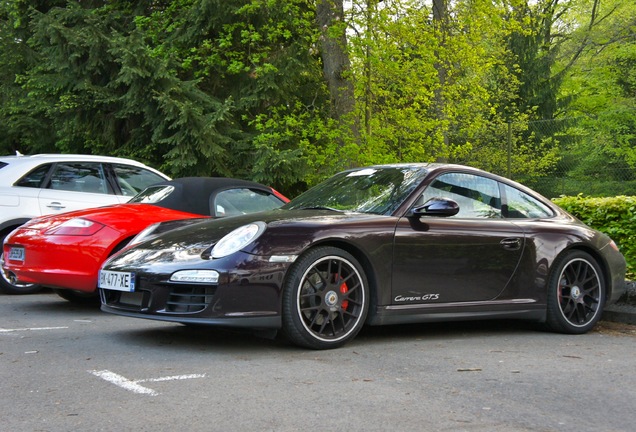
left=0, top=233, right=42, bottom=295
left=282, top=246, right=369, bottom=349
left=53, top=289, right=100, bottom=305
left=545, top=250, right=605, bottom=334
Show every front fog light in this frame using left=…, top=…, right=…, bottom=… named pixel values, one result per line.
left=170, top=270, right=219, bottom=284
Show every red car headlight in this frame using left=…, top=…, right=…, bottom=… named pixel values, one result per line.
left=45, top=218, right=105, bottom=236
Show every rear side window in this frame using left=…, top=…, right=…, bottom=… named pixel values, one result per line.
left=112, top=164, right=166, bottom=196
left=502, top=184, right=553, bottom=218
left=0, top=162, right=7, bottom=169
left=214, top=188, right=285, bottom=217
left=49, top=162, right=110, bottom=194
left=15, top=164, right=52, bottom=188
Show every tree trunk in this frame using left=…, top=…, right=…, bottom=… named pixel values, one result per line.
left=315, top=0, right=359, bottom=142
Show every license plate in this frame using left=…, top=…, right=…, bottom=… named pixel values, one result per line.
left=99, top=270, right=135, bottom=292
left=8, top=247, right=25, bottom=262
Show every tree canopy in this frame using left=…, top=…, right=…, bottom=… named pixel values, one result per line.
left=1, top=0, right=634, bottom=197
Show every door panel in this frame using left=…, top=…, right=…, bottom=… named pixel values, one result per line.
left=392, top=217, right=525, bottom=304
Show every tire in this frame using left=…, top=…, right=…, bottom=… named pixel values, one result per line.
left=282, top=246, right=369, bottom=349
left=0, top=233, right=42, bottom=294
left=54, top=289, right=100, bottom=305
left=545, top=250, right=605, bottom=334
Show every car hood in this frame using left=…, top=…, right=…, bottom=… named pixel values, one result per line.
left=23, top=203, right=202, bottom=233
left=104, top=209, right=391, bottom=271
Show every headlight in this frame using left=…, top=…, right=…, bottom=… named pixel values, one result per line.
left=45, top=218, right=104, bottom=236
left=211, top=222, right=266, bottom=259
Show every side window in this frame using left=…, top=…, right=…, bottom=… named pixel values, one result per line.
left=15, top=164, right=52, bottom=188
left=112, top=164, right=165, bottom=196
left=502, top=184, right=553, bottom=219
left=48, top=163, right=109, bottom=194
left=421, top=173, right=501, bottom=219
left=213, top=189, right=285, bottom=217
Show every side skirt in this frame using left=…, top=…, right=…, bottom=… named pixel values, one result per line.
left=367, top=299, right=546, bottom=326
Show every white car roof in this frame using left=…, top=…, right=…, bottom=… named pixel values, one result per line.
left=0, top=153, right=168, bottom=184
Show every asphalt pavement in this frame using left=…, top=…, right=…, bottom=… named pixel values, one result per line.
left=603, top=281, right=636, bottom=325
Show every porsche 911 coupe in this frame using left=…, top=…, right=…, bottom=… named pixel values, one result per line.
left=2, top=177, right=288, bottom=302
left=98, top=164, right=626, bottom=349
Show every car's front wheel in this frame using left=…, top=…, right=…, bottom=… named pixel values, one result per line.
left=545, top=250, right=605, bottom=334
left=282, top=246, right=369, bottom=349
left=0, top=233, right=42, bottom=295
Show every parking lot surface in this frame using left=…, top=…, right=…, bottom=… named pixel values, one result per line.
left=2, top=292, right=635, bottom=431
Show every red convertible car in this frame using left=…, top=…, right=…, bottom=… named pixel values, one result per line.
left=1, top=177, right=288, bottom=302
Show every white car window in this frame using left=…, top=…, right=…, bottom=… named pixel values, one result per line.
left=48, top=162, right=110, bottom=194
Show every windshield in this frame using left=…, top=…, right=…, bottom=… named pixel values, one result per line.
left=284, top=166, right=429, bottom=215
left=129, top=185, right=174, bottom=204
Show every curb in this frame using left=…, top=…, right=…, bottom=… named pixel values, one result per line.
left=602, top=281, right=636, bottom=325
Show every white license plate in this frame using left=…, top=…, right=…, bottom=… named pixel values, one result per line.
left=8, top=247, right=25, bottom=262
left=99, top=270, right=135, bottom=292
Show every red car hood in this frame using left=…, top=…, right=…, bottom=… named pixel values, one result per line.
left=23, top=204, right=204, bottom=233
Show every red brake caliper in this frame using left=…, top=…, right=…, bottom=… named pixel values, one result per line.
left=339, top=278, right=349, bottom=310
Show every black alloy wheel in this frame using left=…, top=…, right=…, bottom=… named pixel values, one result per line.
left=546, top=250, right=605, bottom=334
left=282, top=246, right=369, bottom=349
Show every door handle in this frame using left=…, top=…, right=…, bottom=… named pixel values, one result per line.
left=500, top=238, right=521, bottom=250
left=46, top=202, right=66, bottom=210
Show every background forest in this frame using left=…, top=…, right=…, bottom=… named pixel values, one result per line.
left=0, top=0, right=635, bottom=198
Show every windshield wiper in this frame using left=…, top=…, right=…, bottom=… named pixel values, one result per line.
left=298, top=206, right=343, bottom=212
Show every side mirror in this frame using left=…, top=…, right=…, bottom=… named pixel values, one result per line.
left=410, top=197, right=459, bottom=217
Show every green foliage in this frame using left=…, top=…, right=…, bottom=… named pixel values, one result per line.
left=553, top=195, right=636, bottom=279
left=0, top=0, right=634, bottom=198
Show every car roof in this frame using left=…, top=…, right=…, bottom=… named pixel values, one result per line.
left=145, top=177, right=279, bottom=216
left=0, top=153, right=168, bottom=184
left=0, top=153, right=156, bottom=166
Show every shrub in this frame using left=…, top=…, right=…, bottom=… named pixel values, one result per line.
left=553, top=195, right=636, bottom=280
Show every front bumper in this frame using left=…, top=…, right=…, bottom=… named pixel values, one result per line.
left=100, top=252, right=292, bottom=328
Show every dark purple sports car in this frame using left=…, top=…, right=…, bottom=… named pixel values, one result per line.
left=99, top=164, right=626, bottom=349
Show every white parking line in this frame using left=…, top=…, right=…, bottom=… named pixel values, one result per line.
left=0, top=326, right=69, bottom=333
left=89, top=369, right=206, bottom=396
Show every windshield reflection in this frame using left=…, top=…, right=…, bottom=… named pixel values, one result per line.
left=284, top=166, right=429, bottom=215
left=129, top=185, right=175, bottom=204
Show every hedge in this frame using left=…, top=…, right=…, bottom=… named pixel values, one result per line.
left=552, top=195, right=636, bottom=280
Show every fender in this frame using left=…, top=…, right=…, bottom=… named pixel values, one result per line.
left=0, top=218, right=31, bottom=236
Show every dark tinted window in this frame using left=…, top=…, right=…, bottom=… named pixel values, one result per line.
left=112, top=164, right=165, bottom=196
left=421, top=173, right=502, bottom=219
left=15, top=164, right=52, bottom=188
left=49, top=163, right=110, bottom=194
left=0, top=162, right=7, bottom=169
left=214, top=189, right=285, bottom=217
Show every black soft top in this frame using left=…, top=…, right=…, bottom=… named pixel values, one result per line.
left=143, top=177, right=276, bottom=216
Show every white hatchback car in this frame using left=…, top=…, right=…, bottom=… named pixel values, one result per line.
left=0, top=153, right=169, bottom=294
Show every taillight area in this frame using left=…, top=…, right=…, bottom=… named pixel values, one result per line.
left=608, top=240, right=620, bottom=252
left=45, top=218, right=105, bottom=236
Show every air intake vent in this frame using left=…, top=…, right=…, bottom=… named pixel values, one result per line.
left=166, top=285, right=216, bottom=313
